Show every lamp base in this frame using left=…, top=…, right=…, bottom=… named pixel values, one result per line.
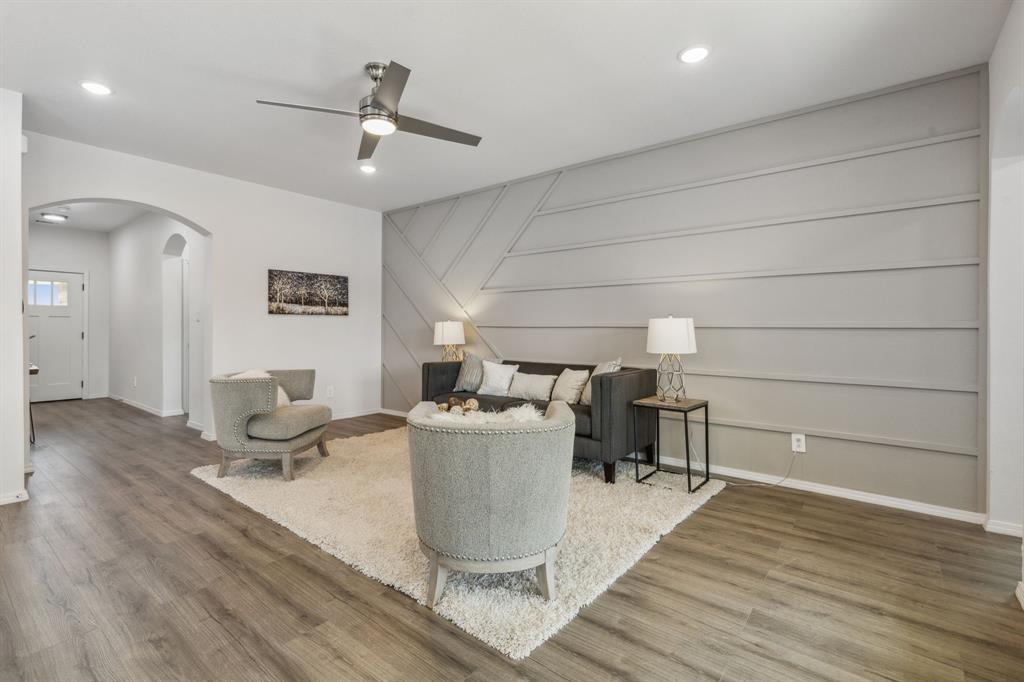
left=440, top=345, right=463, bottom=362
left=656, top=353, right=688, bottom=402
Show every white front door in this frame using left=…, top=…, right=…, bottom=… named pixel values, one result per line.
left=28, top=270, right=84, bottom=402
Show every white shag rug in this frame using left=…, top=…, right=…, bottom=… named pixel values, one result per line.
left=191, top=427, right=724, bottom=659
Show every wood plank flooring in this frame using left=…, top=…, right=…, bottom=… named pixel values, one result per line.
left=1, top=397, right=1021, bottom=680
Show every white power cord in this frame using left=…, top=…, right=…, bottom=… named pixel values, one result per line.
left=684, top=436, right=800, bottom=488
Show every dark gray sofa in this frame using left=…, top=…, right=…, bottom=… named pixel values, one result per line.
left=421, top=359, right=657, bottom=483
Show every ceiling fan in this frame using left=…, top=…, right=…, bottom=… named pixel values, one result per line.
left=257, top=61, right=482, bottom=161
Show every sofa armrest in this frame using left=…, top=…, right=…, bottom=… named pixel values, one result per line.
left=209, top=374, right=279, bottom=451
left=269, top=369, right=315, bottom=401
left=421, top=361, right=461, bottom=401
left=591, top=368, right=657, bottom=463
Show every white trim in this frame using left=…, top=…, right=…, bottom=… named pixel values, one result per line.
left=86, top=392, right=109, bottom=399
left=982, top=518, right=1024, bottom=537
left=379, top=408, right=409, bottom=417
left=200, top=430, right=216, bottom=441
left=330, top=406, right=400, bottom=420
left=0, top=489, right=28, bottom=505
left=24, top=463, right=33, bottom=474
left=1015, top=582, right=1024, bottom=611
left=110, top=394, right=183, bottom=418
left=655, top=454, right=987, bottom=525
left=186, top=419, right=204, bottom=432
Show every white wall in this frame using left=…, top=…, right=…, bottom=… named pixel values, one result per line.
left=0, top=89, right=27, bottom=504
left=987, top=0, right=1024, bottom=539
left=987, top=0, right=1024, bottom=603
left=23, top=132, right=383, bottom=440
left=27, top=224, right=111, bottom=398
left=108, top=212, right=205, bottom=417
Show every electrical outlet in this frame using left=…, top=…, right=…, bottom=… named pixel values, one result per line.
left=326, top=385, right=335, bottom=398
left=132, top=376, right=138, bottom=388
left=791, top=433, right=806, bottom=453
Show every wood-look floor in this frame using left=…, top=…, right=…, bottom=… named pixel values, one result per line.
left=2, top=398, right=1022, bottom=681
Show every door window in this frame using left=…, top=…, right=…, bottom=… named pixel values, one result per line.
left=27, top=279, right=69, bottom=306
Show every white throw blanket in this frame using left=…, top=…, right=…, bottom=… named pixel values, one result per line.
left=427, top=403, right=544, bottom=423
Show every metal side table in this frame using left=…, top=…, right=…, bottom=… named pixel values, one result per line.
left=632, top=395, right=710, bottom=492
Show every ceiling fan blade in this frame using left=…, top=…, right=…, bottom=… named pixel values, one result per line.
left=371, top=61, right=411, bottom=113
left=357, top=131, right=380, bottom=160
left=396, top=115, right=481, bottom=147
left=256, top=99, right=359, bottom=117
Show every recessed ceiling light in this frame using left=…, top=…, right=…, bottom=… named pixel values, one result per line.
left=80, top=81, right=113, bottom=96
left=360, top=164, right=377, bottom=174
left=678, top=46, right=710, bottom=64
left=39, top=213, right=69, bottom=223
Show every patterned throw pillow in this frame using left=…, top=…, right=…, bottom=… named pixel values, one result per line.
left=579, top=358, right=622, bottom=406
left=477, top=360, right=520, bottom=396
left=453, top=352, right=486, bottom=392
left=550, top=368, right=590, bottom=404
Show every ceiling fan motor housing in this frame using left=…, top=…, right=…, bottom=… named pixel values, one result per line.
left=359, top=93, right=397, bottom=127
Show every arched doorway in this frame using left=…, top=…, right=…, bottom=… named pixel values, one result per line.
left=26, top=198, right=212, bottom=438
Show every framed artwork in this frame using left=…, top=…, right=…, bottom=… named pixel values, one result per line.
left=268, top=269, right=349, bottom=316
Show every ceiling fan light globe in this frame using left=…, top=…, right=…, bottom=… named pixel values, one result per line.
left=361, top=116, right=397, bottom=136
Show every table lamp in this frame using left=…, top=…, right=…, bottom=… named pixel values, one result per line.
left=434, top=321, right=465, bottom=362
left=646, top=316, right=697, bottom=401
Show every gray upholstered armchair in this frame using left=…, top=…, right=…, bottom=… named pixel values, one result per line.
left=406, top=400, right=576, bottom=608
left=209, top=369, right=332, bottom=481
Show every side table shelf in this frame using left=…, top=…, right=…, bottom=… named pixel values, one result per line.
left=632, top=395, right=711, bottom=492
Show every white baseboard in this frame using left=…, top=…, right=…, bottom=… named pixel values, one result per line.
left=379, top=408, right=409, bottom=417
left=983, top=518, right=1024, bottom=538
left=110, top=395, right=184, bottom=418
left=1016, top=582, right=1024, bottom=611
left=655, top=454, right=987, bottom=525
left=186, top=419, right=204, bottom=432
left=0, top=489, right=29, bottom=505
left=86, top=392, right=109, bottom=399
left=201, top=431, right=217, bottom=441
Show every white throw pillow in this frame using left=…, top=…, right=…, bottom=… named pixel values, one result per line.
left=232, top=369, right=291, bottom=407
left=551, top=368, right=590, bottom=404
left=579, top=358, right=622, bottom=406
left=477, top=360, right=519, bottom=396
left=508, top=372, right=558, bottom=401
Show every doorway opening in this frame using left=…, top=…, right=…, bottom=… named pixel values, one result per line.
left=27, top=199, right=212, bottom=436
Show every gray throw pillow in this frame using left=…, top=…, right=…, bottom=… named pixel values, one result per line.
left=579, top=358, right=622, bottom=406
left=453, top=352, right=486, bottom=392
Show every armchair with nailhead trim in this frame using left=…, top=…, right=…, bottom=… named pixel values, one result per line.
left=209, top=369, right=331, bottom=481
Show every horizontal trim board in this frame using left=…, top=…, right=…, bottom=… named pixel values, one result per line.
left=201, top=431, right=216, bottom=441
left=378, top=409, right=409, bottom=418
left=656, top=412, right=978, bottom=457
left=537, top=130, right=980, bottom=217
left=646, top=455, right=985, bottom=524
left=983, top=518, right=1024, bottom=537
left=474, top=321, right=982, bottom=330
left=186, top=419, right=205, bottom=432
left=481, top=258, right=979, bottom=294
left=384, top=65, right=983, bottom=213
left=682, top=368, right=977, bottom=393
left=110, top=395, right=184, bottom=418
left=506, top=195, right=980, bottom=258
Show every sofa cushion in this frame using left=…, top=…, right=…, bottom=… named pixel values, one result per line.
left=247, top=404, right=331, bottom=441
left=504, top=399, right=592, bottom=437
left=431, top=392, right=517, bottom=413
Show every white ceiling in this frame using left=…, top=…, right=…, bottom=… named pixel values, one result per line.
left=30, top=201, right=150, bottom=232
left=0, top=1, right=1011, bottom=211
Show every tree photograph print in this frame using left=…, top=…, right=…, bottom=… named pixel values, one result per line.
left=268, top=269, right=349, bottom=316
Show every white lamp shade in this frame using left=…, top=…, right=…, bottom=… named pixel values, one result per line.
left=433, top=320, right=465, bottom=346
left=646, top=317, right=697, bottom=354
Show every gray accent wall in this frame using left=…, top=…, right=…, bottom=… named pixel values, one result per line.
left=382, top=67, right=987, bottom=513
